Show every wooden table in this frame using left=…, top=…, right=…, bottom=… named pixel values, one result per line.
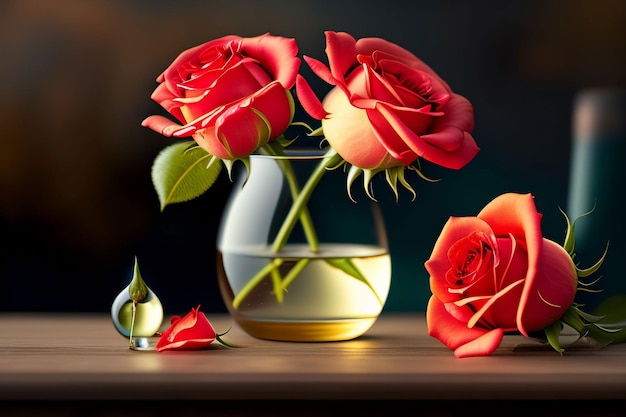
left=1, top=313, right=625, bottom=415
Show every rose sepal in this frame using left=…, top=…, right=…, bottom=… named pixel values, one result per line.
left=541, top=208, right=622, bottom=354
left=561, top=204, right=596, bottom=256
left=543, top=321, right=565, bottom=354
left=575, top=243, right=609, bottom=278
left=216, top=327, right=245, bottom=348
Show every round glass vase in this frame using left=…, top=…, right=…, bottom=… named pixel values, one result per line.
left=216, top=150, right=391, bottom=342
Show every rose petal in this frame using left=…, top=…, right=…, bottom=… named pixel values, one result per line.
left=429, top=94, right=475, bottom=133
left=324, top=31, right=357, bottom=82
left=518, top=239, right=577, bottom=331
left=426, top=295, right=493, bottom=350
left=372, top=102, right=478, bottom=170
left=477, top=193, right=543, bottom=336
left=141, top=115, right=185, bottom=137
left=156, top=338, right=216, bottom=352
left=241, top=33, right=300, bottom=88
left=425, top=216, right=495, bottom=304
left=454, top=328, right=504, bottom=358
left=356, top=37, right=448, bottom=90
left=295, top=74, right=328, bottom=120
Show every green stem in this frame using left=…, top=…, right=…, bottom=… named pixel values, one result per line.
left=280, top=258, right=311, bottom=291
left=270, top=267, right=284, bottom=304
left=129, top=301, right=137, bottom=349
left=232, top=147, right=343, bottom=310
left=232, top=259, right=284, bottom=310
left=260, top=143, right=319, bottom=252
left=271, top=148, right=343, bottom=253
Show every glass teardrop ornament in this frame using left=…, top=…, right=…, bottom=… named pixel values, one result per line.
left=111, top=257, right=164, bottom=350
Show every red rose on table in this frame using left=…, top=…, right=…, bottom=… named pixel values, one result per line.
left=425, top=193, right=578, bottom=358
left=156, top=305, right=216, bottom=351
left=296, top=31, right=478, bottom=171
left=142, top=33, right=300, bottom=160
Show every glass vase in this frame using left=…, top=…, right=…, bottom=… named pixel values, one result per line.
left=216, top=150, right=391, bottom=342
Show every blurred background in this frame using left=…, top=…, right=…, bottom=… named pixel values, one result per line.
left=1, top=0, right=625, bottom=315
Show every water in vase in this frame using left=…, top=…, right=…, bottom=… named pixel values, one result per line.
left=217, top=243, right=391, bottom=342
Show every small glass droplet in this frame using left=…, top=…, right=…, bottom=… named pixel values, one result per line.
left=111, top=258, right=164, bottom=350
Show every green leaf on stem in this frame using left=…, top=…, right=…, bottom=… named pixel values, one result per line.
left=324, top=258, right=383, bottom=306
left=588, top=295, right=626, bottom=344
left=151, top=141, right=222, bottom=210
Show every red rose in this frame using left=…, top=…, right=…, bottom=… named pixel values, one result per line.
left=156, top=305, right=216, bottom=351
left=425, top=193, right=578, bottom=358
left=142, top=34, right=300, bottom=160
left=296, top=31, right=478, bottom=171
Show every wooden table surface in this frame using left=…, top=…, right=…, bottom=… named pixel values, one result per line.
left=1, top=312, right=625, bottom=414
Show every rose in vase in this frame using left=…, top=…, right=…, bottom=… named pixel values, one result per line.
left=142, top=33, right=300, bottom=163
left=296, top=31, right=479, bottom=199
left=142, top=33, right=302, bottom=211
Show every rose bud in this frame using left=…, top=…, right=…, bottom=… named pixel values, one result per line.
left=156, top=305, right=217, bottom=351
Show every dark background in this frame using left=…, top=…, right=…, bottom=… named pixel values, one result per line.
left=1, top=0, right=625, bottom=316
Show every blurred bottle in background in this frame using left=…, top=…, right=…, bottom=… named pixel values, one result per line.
left=567, top=87, right=626, bottom=309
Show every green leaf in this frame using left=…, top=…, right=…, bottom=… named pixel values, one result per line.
left=588, top=295, right=626, bottom=344
left=324, top=258, right=383, bottom=306
left=151, top=141, right=222, bottom=210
